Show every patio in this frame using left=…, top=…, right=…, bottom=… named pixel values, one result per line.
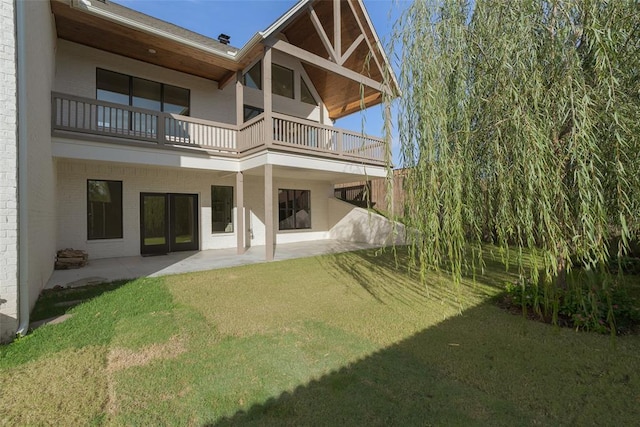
left=46, top=240, right=381, bottom=289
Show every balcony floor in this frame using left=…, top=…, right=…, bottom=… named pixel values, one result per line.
left=45, top=239, right=383, bottom=289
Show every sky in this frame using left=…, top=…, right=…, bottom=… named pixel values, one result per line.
left=112, top=0, right=406, bottom=165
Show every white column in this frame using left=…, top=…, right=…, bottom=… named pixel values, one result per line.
left=264, top=164, right=274, bottom=261
left=236, top=171, right=244, bottom=254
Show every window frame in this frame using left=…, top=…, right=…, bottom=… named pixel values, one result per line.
left=278, top=189, right=311, bottom=231
left=96, top=68, right=191, bottom=116
left=243, top=61, right=262, bottom=90
left=87, top=179, right=123, bottom=240
left=300, top=77, right=318, bottom=106
left=243, top=105, right=264, bottom=123
left=271, top=63, right=295, bottom=99
left=211, top=185, right=234, bottom=234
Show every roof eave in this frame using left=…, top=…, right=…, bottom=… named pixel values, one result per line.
left=71, top=0, right=240, bottom=63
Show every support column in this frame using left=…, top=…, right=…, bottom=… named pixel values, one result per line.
left=235, top=71, right=243, bottom=126
left=263, top=47, right=272, bottom=146
left=264, top=164, right=274, bottom=261
left=236, top=171, right=244, bottom=254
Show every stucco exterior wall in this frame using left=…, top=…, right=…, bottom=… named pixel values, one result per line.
left=56, top=160, right=334, bottom=259
left=328, top=198, right=405, bottom=246
left=54, top=40, right=236, bottom=125
left=0, top=0, right=18, bottom=342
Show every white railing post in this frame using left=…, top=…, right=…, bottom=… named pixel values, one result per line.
left=157, top=112, right=165, bottom=145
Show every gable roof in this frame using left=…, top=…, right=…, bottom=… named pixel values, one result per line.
left=257, top=0, right=399, bottom=118
left=50, top=0, right=398, bottom=119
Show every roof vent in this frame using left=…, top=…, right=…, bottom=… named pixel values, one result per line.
left=218, top=34, right=230, bottom=45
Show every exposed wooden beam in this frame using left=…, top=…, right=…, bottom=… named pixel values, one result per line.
left=346, top=0, right=384, bottom=80
left=334, top=0, right=341, bottom=62
left=308, top=5, right=337, bottom=62
left=266, top=38, right=387, bottom=94
left=218, top=71, right=236, bottom=90
left=340, top=34, right=364, bottom=65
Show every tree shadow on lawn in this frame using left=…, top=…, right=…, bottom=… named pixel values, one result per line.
left=30, top=279, right=136, bottom=323
left=211, top=302, right=640, bottom=426
left=318, top=246, right=519, bottom=309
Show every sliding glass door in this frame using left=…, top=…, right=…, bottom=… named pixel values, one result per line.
left=140, top=193, right=199, bottom=255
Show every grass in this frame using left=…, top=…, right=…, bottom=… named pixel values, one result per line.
left=1, top=247, right=639, bottom=425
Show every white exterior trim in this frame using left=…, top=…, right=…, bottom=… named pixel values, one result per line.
left=52, top=138, right=240, bottom=172
left=239, top=151, right=387, bottom=177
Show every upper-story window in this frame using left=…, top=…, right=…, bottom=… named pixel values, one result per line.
left=243, top=62, right=296, bottom=101
left=300, top=77, right=318, bottom=105
left=96, top=69, right=190, bottom=116
left=243, top=61, right=262, bottom=90
left=272, top=64, right=294, bottom=99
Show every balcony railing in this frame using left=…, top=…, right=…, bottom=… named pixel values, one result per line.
left=52, top=92, right=386, bottom=164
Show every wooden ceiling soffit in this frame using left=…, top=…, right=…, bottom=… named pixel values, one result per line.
left=301, top=62, right=381, bottom=120
left=50, top=0, right=239, bottom=82
left=331, top=92, right=382, bottom=118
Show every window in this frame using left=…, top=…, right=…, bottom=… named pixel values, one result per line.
left=272, top=64, right=294, bottom=99
left=243, top=61, right=262, bottom=90
left=278, top=189, right=311, bottom=230
left=212, top=186, right=234, bottom=233
left=243, top=105, right=263, bottom=122
left=87, top=180, right=123, bottom=240
left=96, top=69, right=190, bottom=115
left=300, top=77, right=317, bottom=105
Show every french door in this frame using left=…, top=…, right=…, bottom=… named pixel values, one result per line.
left=140, top=193, right=199, bottom=255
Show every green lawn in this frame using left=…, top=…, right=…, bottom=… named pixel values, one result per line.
left=1, top=248, right=639, bottom=425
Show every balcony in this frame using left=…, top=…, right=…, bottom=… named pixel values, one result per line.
left=51, top=92, right=387, bottom=165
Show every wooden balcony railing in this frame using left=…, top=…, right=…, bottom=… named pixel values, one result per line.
left=52, top=92, right=386, bottom=165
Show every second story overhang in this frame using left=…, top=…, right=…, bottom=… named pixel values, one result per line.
left=50, top=0, right=399, bottom=120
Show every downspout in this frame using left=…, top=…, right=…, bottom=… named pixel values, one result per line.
left=16, top=0, right=30, bottom=336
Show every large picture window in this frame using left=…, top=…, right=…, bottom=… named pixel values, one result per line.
left=87, top=180, right=123, bottom=240
left=272, top=64, right=294, bottom=99
left=97, top=69, right=190, bottom=115
left=211, top=186, right=234, bottom=233
left=278, top=189, right=311, bottom=230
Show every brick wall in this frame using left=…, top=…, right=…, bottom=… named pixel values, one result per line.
left=56, top=159, right=333, bottom=259
left=0, top=0, right=19, bottom=342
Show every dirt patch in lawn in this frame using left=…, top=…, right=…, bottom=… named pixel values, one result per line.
left=107, top=334, right=186, bottom=372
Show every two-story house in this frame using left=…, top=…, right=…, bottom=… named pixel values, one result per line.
left=0, top=0, right=398, bottom=342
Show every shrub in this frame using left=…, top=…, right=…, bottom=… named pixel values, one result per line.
left=503, top=276, right=640, bottom=335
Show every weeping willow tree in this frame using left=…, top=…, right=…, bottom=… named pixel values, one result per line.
left=389, top=0, right=640, bottom=322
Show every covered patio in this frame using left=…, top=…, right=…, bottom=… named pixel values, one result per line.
left=46, top=240, right=382, bottom=289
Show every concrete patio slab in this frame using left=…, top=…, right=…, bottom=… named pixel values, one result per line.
left=46, top=240, right=381, bottom=289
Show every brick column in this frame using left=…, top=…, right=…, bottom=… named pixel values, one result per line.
left=0, top=0, right=19, bottom=342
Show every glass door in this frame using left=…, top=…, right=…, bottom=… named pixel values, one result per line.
left=169, top=194, right=199, bottom=252
left=140, top=193, right=199, bottom=255
left=140, top=193, right=169, bottom=255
